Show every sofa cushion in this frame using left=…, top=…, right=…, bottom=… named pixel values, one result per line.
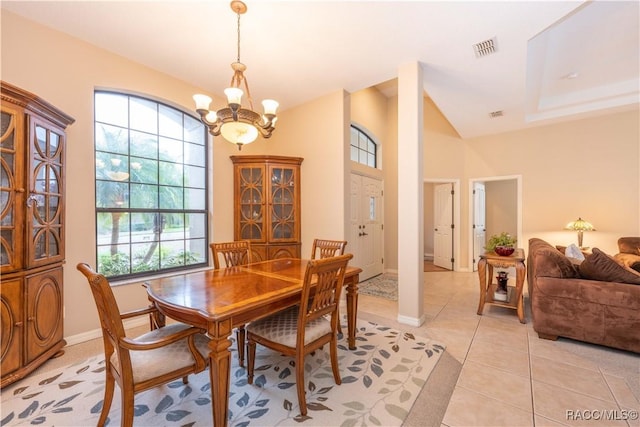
left=579, top=248, right=640, bottom=285
left=533, top=247, right=580, bottom=279
left=614, top=253, right=640, bottom=272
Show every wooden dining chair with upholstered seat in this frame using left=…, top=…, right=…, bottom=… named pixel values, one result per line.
left=310, top=238, right=348, bottom=333
left=76, top=263, right=210, bottom=427
left=310, top=238, right=347, bottom=260
left=246, top=253, right=353, bottom=416
left=209, top=240, right=252, bottom=366
left=210, top=240, right=252, bottom=270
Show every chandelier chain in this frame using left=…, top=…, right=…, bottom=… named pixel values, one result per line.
left=236, top=10, right=241, bottom=63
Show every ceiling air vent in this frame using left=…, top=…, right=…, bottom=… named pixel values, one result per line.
left=473, top=37, right=497, bottom=58
left=488, top=110, right=503, bottom=118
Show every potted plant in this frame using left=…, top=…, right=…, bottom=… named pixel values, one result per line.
left=485, top=232, right=517, bottom=256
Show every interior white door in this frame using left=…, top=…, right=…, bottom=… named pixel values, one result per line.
left=350, top=174, right=383, bottom=280
left=434, top=183, right=453, bottom=270
left=472, top=182, right=486, bottom=272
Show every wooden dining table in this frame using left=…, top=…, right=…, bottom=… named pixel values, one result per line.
left=144, top=257, right=362, bottom=427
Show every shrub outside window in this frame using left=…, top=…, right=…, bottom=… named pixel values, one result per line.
left=350, top=125, right=377, bottom=168
left=94, top=91, right=208, bottom=280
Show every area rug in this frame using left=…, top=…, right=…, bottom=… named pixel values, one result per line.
left=358, top=274, right=398, bottom=300
left=1, top=318, right=444, bottom=427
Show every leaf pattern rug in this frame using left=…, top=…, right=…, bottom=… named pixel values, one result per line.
left=358, top=274, right=398, bottom=300
left=1, top=318, right=444, bottom=427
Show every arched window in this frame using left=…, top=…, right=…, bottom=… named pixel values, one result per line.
left=94, top=91, right=208, bottom=280
left=350, top=125, right=377, bottom=168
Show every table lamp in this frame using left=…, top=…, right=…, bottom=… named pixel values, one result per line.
left=565, top=217, right=595, bottom=249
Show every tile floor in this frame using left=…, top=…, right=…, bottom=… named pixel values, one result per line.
left=357, top=269, right=640, bottom=427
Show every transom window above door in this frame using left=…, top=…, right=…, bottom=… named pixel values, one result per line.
left=350, top=125, right=377, bottom=168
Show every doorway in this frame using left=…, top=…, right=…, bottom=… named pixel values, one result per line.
left=469, top=175, right=522, bottom=272
left=423, top=179, right=460, bottom=272
left=349, top=173, right=384, bottom=281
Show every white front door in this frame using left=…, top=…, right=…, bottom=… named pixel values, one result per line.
left=434, top=183, right=453, bottom=270
left=472, top=182, right=486, bottom=272
left=350, top=174, right=383, bottom=280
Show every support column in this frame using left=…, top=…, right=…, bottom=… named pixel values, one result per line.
left=397, top=61, right=425, bottom=326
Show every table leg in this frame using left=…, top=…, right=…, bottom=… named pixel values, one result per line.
left=477, top=258, right=487, bottom=315
left=345, top=276, right=359, bottom=350
left=207, top=335, right=232, bottom=427
left=515, top=261, right=526, bottom=323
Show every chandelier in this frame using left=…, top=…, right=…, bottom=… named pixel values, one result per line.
left=193, top=0, right=278, bottom=150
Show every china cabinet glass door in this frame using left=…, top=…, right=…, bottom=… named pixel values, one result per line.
left=27, top=116, right=65, bottom=267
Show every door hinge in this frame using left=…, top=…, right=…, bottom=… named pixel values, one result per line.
left=381, top=190, right=383, bottom=196
left=381, top=224, right=384, bottom=230
left=381, top=257, right=384, bottom=264
left=450, top=189, right=454, bottom=195
left=450, top=223, right=454, bottom=229
left=450, top=257, right=454, bottom=263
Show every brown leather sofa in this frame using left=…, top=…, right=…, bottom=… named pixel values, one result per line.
left=527, top=238, right=640, bottom=353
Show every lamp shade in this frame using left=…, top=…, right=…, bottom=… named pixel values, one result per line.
left=565, top=217, right=595, bottom=231
left=221, top=121, right=259, bottom=145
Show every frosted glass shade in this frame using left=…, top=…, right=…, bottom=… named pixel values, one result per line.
left=221, top=121, right=259, bottom=145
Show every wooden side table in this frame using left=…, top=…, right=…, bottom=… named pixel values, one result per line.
left=477, top=248, right=526, bottom=323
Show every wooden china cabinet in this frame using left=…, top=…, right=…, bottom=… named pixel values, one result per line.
left=230, top=155, right=303, bottom=261
left=1, top=81, right=74, bottom=388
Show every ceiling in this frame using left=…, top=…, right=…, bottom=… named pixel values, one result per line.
left=2, top=1, right=638, bottom=139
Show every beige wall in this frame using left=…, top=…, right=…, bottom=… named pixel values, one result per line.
left=485, top=180, right=518, bottom=241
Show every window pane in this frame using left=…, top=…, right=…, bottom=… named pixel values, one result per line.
left=185, top=142, right=205, bottom=167
left=96, top=181, right=129, bottom=208
left=130, top=157, right=158, bottom=184
left=368, top=153, right=375, bottom=167
left=95, top=123, right=128, bottom=154
left=95, top=93, right=128, bottom=127
left=159, top=162, right=183, bottom=186
left=131, top=183, right=158, bottom=209
left=130, top=131, right=158, bottom=159
left=159, top=137, right=184, bottom=162
left=159, top=104, right=183, bottom=139
left=350, top=146, right=358, bottom=162
left=185, top=165, right=205, bottom=189
left=160, top=186, right=184, bottom=209
left=130, top=97, right=158, bottom=133
left=187, top=213, right=206, bottom=239
left=185, top=115, right=205, bottom=145
left=186, top=188, right=205, bottom=210
left=95, top=91, right=208, bottom=280
left=186, top=238, right=206, bottom=264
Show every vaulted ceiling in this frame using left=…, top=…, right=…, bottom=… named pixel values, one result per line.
left=2, top=1, right=638, bottom=139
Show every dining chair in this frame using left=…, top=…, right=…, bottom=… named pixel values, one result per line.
left=209, top=240, right=252, bottom=366
left=310, top=238, right=348, bottom=333
left=246, top=253, right=353, bottom=416
left=210, top=240, right=252, bottom=270
left=76, top=263, right=210, bottom=427
left=310, top=238, right=347, bottom=260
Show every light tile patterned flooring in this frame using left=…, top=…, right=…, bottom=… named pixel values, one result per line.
left=357, top=269, right=640, bottom=427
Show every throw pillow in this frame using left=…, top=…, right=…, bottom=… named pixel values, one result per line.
left=564, top=243, right=585, bottom=265
left=614, top=253, right=640, bottom=272
left=579, top=248, right=640, bottom=285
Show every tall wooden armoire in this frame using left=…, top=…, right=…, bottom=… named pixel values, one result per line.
left=230, top=155, right=303, bottom=261
left=1, top=81, right=75, bottom=387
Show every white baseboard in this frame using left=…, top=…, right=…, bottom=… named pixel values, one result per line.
left=423, top=253, right=434, bottom=261
left=64, top=317, right=149, bottom=346
left=396, top=313, right=426, bottom=327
